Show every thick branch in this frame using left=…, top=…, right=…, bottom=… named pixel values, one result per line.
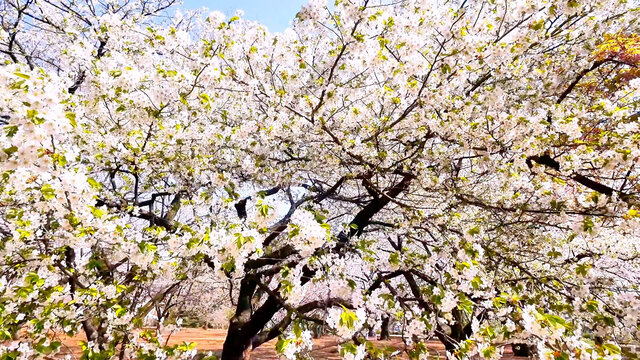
left=557, top=59, right=609, bottom=104
left=527, top=154, right=632, bottom=202
left=340, top=171, right=414, bottom=240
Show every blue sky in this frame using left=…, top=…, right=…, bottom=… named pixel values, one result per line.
left=181, top=0, right=309, bottom=32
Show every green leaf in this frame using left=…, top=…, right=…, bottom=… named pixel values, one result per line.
left=545, top=314, right=567, bottom=329
left=576, top=263, right=591, bottom=276
left=293, top=322, right=302, bottom=338
left=89, top=206, right=106, bottom=219
left=3, top=145, right=18, bottom=156
left=87, top=177, right=102, bottom=190
left=26, top=109, right=38, bottom=120
left=66, top=112, right=77, bottom=128
left=482, top=345, right=496, bottom=358
left=339, top=306, right=357, bottom=329
left=13, top=72, right=30, bottom=79
left=258, top=203, right=270, bottom=217
left=340, top=342, right=358, bottom=356
left=603, top=343, right=621, bottom=355
left=275, top=337, right=291, bottom=353
left=389, top=252, right=400, bottom=266
left=40, top=184, right=56, bottom=200
left=4, top=125, right=18, bottom=137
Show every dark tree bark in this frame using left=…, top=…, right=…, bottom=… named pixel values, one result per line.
left=220, top=173, right=414, bottom=359
left=433, top=309, right=475, bottom=354
left=512, top=343, right=530, bottom=357
left=527, top=152, right=634, bottom=203
left=311, top=323, right=324, bottom=338
left=379, top=316, right=390, bottom=340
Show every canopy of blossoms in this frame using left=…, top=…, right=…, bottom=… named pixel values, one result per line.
left=0, top=0, right=639, bottom=359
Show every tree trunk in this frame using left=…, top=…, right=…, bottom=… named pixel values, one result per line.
left=311, top=324, right=324, bottom=338
left=221, top=279, right=282, bottom=360
left=220, top=327, right=253, bottom=360
left=379, top=316, right=390, bottom=340
left=220, top=278, right=258, bottom=360
left=435, top=324, right=462, bottom=355
left=442, top=337, right=458, bottom=353
left=220, top=175, right=415, bottom=359
left=512, top=343, right=530, bottom=357
left=437, top=309, right=475, bottom=354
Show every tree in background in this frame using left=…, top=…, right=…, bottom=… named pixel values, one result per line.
left=0, top=0, right=639, bottom=359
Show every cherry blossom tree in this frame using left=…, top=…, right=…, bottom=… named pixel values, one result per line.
left=1, top=0, right=639, bottom=360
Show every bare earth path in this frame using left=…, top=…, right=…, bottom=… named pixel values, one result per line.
left=52, top=328, right=528, bottom=359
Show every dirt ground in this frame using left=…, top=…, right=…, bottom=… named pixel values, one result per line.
left=53, top=328, right=528, bottom=359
